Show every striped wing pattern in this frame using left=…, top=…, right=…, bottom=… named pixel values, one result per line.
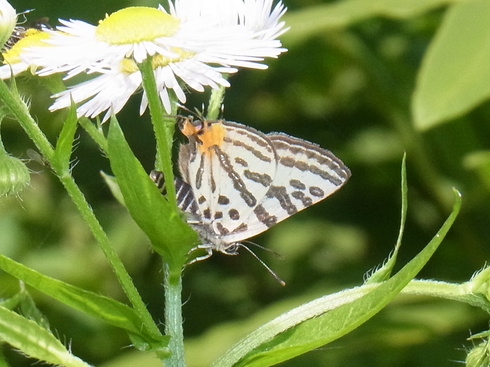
left=223, top=132, right=350, bottom=243
left=172, top=117, right=351, bottom=255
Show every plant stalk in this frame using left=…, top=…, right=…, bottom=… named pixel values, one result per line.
left=163, top=263, right=185, bottom=366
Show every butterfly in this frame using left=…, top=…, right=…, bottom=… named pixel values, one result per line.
left=152, top=116, right=350, bottom=276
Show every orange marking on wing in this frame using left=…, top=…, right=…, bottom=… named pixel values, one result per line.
left=180, top=119, right=226, bottom=155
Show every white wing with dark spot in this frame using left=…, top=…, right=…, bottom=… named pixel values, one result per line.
left=221, top=132, right=351, bottom=243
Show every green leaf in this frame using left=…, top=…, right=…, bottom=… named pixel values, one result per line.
left=412, top=0, right=490, bottom=130
left=283, top=0, right=467, bottom=45
left=0, top=306, right=91, bottom=367
left=0, top=291, right=23, bottom=310
left=107, top=117, right=197, bottom=275
left=18, top=286, right=51, bottom=330
left=366, top=153, right=407, bottom=283
left=100, top=171, right=125, bottom=207
left=54, top=102, right=78, bottom=171
left=0, top=254, right=150, bottom=339
left=79, top=117, right=108, bottom=153
left=213, top=189, right=462, bottom=367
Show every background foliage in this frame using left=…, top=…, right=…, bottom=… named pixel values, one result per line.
left=1, top=0, right=489, bottom=365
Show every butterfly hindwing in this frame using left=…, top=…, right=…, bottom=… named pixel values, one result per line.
left=222, top=132, right=351, bottom=243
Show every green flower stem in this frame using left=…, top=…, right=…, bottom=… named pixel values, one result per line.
left=163, top=263, right=185, bottom=367
left=0, top=79, right=162, bottom=341
left=138, top=58, right=177, bottom=210
left=57, top=175, right=162, bottom=339
left=138, top=59, right=186, bottom=364
left=206, top=83, right=227, bottom=120
left=402, top=279, right=490, bottom=314
left=0, top=79, right=55, bottom=162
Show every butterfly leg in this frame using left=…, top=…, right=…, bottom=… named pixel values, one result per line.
left=186, top=244, right=213, bottom=265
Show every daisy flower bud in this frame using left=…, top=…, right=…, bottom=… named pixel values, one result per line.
left=0, top=152, right=30, bottom=197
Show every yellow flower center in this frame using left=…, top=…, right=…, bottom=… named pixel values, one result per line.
left=119, top=48, right=196, bottom=74
left=96, top=7, right=180, bottom=44
left=2, top=29, right=50, bottom=64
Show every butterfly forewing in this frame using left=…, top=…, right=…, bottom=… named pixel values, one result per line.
left=178, top=118, right=278, bottom=237
left=171, top=116, right=351, bottom=259
left=221, top=132, right=351, bottom=243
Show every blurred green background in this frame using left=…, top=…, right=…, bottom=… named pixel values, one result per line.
left=1, top=0, right=490, bottom=366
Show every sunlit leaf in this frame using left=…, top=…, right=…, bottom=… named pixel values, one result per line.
left=413, top=0, right=490, bottom=130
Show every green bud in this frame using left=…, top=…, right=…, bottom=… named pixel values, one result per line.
left=466, top=339, right=490, bottom=367
left=0, top=153, right=30, bottom=196
left=468, top=266, right=490, bottom=302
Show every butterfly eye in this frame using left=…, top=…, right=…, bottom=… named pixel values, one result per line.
left=194, top=122, right=205, bottom=133
left=223, top=243, right=240, bottom=255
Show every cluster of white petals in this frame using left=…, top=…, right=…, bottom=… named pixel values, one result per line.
left=5, top=0, right=287, bottom=121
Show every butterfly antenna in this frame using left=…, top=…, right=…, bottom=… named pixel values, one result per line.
left=238, top=243, right=286, bottom=286
left=243, top=240, right=285, bottom=260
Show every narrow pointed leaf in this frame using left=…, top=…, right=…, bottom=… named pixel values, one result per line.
left=54, top=103, right=78, bottom=170
left=0, top=306, right=91, bottom=367
left=366, top=154, right=407, bottom=283
left=100, top=171, right=125, bottom=207
left=107, top=117, right=197, bottom=274
left=79, top=117, right=108, bottom=153
left=0, top=254, right=148, bottom=339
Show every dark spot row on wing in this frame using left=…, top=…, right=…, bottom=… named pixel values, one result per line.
left=234, top=157, right=248, bottom=167
left=291, top=191, right=313, bottom=207
left=228, top=208, right=240, bottom=220
left=272, top=135, right=351, bottom=181
left=224, top=136, right=273, bottom=163
left=280, top=156, right=344, bottom=186
left=226, top=122, right=274, bottom=152
left=309, top=186, right=325, bottom=197
left=213, top=146, right=257, bottom=207
left=218, top=195, right=229, bottom=205
left=266, top=185, right=298, bottom=215
left=254, top=204, right=277, bottom=228
left=243, top=169, right=273, bottom=187
left=289, top=179, right=306, bottom=190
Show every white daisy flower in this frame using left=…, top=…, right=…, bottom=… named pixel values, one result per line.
left=22, top=0, right=288, bottom=120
